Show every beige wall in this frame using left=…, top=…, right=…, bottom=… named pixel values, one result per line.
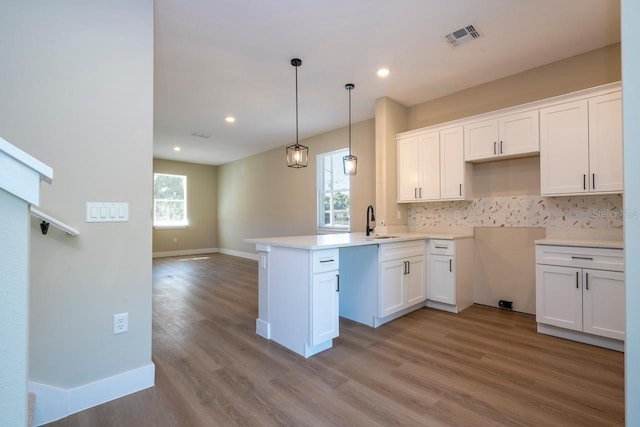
left=153, top=159, right=218, bottom=254
left=408, top=43, right=621, bottom=129
left=218, top=119, right=375, bottom=255
left=0, top=1, right=154, bottom=390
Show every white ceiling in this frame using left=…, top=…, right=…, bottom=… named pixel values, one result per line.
left=153, top=0, right=620, bottom=166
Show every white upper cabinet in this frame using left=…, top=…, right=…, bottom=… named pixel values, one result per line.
left=540, top=91, right=622, bottom=196
left=440, top=127, right=465, bottom=200
left=465, top=110, right=539, bottom=162
left=588, top=92, right=623, bottom=193
left=397, top=127, right=466, bottom=203
left=397, top=132, right=440, bottom=202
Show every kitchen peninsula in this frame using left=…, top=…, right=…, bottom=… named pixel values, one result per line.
left=247, top=231, right=473, bottom=358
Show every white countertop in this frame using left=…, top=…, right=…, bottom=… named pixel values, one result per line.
left=247, top=231, right=473, bottom=250
left=535, top=238, right=623, bottom=250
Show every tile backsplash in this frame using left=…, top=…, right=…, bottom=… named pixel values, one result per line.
left=408, top=194, right=623, bottom=230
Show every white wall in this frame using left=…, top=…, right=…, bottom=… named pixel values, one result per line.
left=0, top=1, right=154, bottom=423
left=622, top=0, right=640, bottom=424
left=0, top=190, right=30, bottom=427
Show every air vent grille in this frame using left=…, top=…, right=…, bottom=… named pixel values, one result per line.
left=445, top=25, right=480, bottom=48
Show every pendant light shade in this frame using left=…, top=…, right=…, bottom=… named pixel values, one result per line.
left=343, top=83, right=357, bottom=175
left=286, top=58, right=309, bottom=168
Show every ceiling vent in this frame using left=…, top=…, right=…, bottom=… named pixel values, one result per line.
left=445, top=25, right=480, bottom=48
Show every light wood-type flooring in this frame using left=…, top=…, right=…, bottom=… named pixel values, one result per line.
left=46, top=253, right=624, bottom=426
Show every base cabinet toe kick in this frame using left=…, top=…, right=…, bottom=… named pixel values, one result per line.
left=251, top=235, right=473, bottom=358
left=535, top=243, right=625, bottom=351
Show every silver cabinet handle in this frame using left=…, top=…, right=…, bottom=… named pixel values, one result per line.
left=407, top=261, right=410, bottom=274
left=319, top=259, right=335, bottom=263
left=435, top=245, right=448, bottom=249
left=414, top=188, right=418, bottom=199
left=459, top=183, right=462, bottom=197
left=571, top=256, right=593, bottom=261
left=449, top=259, right=452, bottom=272
left=493, top=141, right=497, bottom=155
left=592, top=173, right=596, bottom=190
left=585, top=272, right=589, bottom=290
left=583, top=174, right=586, bottom=190
left=336, top=274, right=340, bottom=292
left=419, top=187, right=422, bottom=198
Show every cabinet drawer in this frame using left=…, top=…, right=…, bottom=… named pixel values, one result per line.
left=312, top=249, right=339, bottom=273
left=429, top=239, right=455, bottom=256
left=380, top=240, right=425, bottom=262
left=535, top=244, right=624, bottom=272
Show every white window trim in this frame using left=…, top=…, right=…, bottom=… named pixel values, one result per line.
left=316, top=148, right=351, bottom=232
left=153, top=173, right=188, bottom=228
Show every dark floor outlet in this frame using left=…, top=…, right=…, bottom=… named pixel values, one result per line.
left=498, top=300, right=513, bottom=310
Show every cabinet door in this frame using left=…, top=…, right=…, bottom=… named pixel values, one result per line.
left=588, top=92, right=623, bottom=193
left=405, top=255, right=426, bottom=306
left=499, top=110, right=539, bottom=157
left=418, top=131, right=441, bottom=200
left=397, top=136, right=420, bottom=202
left=440, top=127, right=465, bottom=200
left=582, top=269, right=625, bottom=340
left=379, top=260, right=404, bottom=317
left=428, top=254, right=455, bottom=304
left=540, top=100, right=589, bottom=195
left=464, top=119, right=498, bottom=161
left=311, top=271, right=339, bottom=346
left=535, top=265, right=582, bottom=331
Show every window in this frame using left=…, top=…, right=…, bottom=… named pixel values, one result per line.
left=317, top=148, right=350, bottom=230
left=153, top=173, right=188, bottom=227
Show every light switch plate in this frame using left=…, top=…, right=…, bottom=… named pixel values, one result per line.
left=86, top=202, right=129, bottom=222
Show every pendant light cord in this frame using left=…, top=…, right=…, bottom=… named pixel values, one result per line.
left=295, top=63, right=299, bottom=146
left=348, top=85, right=352, bottom=154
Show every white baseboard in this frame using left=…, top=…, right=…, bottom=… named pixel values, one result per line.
left=152, top=248, right=218, bottom=258
left=537, top=323, right=624, bottom=352
left=217, top=248, right=259, bottom=261
left=29, top=363, right=155, bottom=426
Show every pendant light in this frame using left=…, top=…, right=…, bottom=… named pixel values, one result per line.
left=343, top=83, right=357, bottom=175
left=286, top=58, right=309, bottom=168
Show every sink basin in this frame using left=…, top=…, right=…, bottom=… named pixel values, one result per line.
left=373, top=235, right=398, bottom=240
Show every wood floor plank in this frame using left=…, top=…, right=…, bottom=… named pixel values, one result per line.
left=45, top=253, right=624, bottom=426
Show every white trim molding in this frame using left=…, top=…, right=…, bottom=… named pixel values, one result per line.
left=29, top=363, right=155, bottom=426
left=217, top=248, right=259, bottom=261
left=152, top=248, right=218, bottom=258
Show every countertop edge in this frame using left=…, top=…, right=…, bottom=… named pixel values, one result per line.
left=535, top=238, right=624, bottom=250
left=246, top=232, right=474, bottom=250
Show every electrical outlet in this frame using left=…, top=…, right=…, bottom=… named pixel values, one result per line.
left=113, top=313, right=128, bottom=334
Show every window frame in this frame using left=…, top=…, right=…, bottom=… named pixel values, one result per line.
left=153, top=173, right=188, bottom=228
left=317, top=148, right=351, bottom=233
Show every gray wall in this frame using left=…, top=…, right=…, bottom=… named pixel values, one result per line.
left=218, top=119, right=375, bottom=255
left=153, top=159, right=218, bottom=254
left=0, top=1, right=154, bottom=389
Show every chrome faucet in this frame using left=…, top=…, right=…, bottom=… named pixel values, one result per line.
left=366, top=205, right=376, bottom=237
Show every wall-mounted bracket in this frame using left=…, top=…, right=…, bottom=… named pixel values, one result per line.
left=39, top=221, right=50, bottom=235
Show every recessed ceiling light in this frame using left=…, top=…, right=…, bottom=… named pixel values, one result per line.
left=173, top=146, right=181, bottom=152
left=377, top=68, right=390, bottom=78
left=225, top=116, right=236, bottom=123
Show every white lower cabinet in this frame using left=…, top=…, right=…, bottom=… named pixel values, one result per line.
left=379, top=241, right=426, bottom=318
left=311, top=270, right=339, bottom=346
left=535, top=244, right=625, bottom=350
left=426, top=238, right=474, bottom=313
left=428, top=254, right=455, bottom=304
